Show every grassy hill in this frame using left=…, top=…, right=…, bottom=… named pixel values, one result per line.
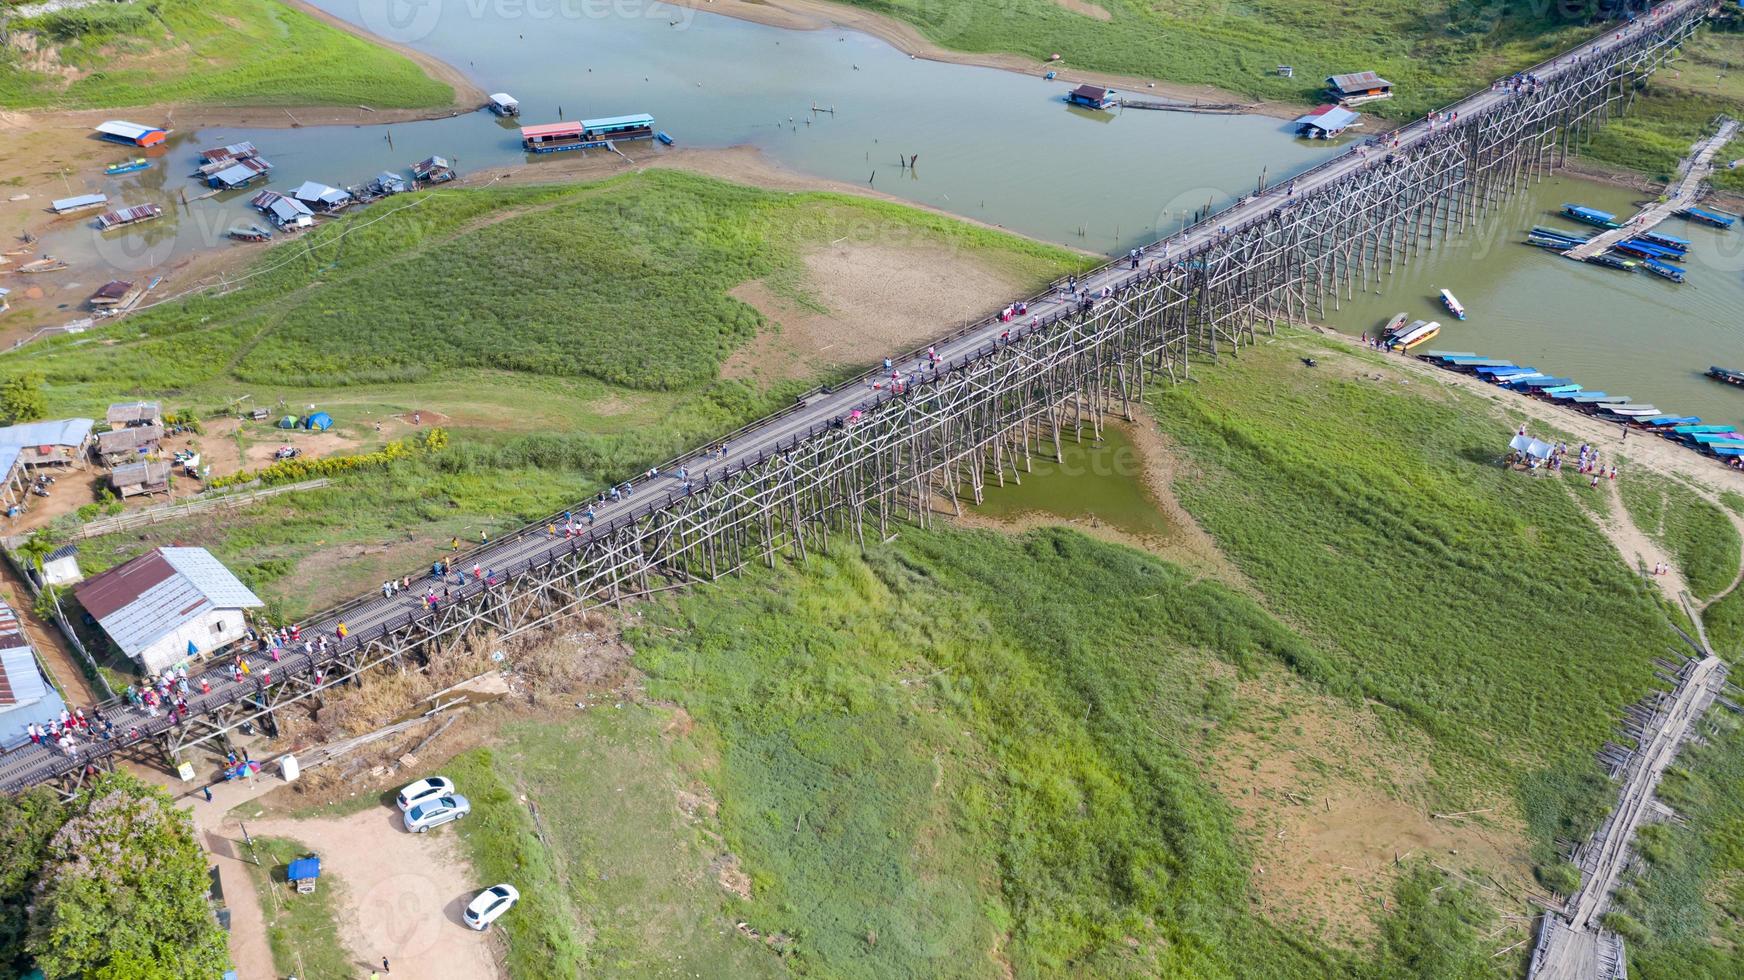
left=0, top=0, right=453, bottom=109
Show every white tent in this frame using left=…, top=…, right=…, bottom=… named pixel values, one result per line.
left=1509, top=434, right=1554, bottom=461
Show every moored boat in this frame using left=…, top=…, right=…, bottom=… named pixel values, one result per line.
left=1393, top=320, right=1441, bottom=350
left=1678, top=205, right=1737, bottom=229
left=656, top=131, right=675, bottom=146
left=1641, top=258, right=1685, bottom=283
left=1562, top=204, right=1622, bottom=229
left=1381, top=311, right=1409, bottom=336
left=1585, top=252, right=1637, bottom=272
left=104, top=158, right=150, bottom=176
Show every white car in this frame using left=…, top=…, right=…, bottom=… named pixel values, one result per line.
left=464, top=883, right=519, bottom=931
left=396, top=776, right=455, bottom=812
left=403, top=794, right=470, bottom=834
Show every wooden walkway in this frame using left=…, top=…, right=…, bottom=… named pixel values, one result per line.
left=1528, top=634, right=1731, bottom=980
left=1565, top=115, right=1740, bottom=259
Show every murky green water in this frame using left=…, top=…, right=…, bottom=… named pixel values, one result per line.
left=972, top=424, right=1176, bottom=540
left=1329, top=173, right=1744, bottom=431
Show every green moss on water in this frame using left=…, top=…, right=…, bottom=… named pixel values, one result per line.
left=970, top=424, right=1176, bottom=540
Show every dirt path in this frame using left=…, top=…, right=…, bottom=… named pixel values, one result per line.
left=244, top=808, right=500, bottom=979
left=1595, top=478, right=1690, bottom=605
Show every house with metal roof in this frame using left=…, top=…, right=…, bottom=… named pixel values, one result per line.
left=1326, top=71, right=1394, bottom=103
left=0, top=445, right=26, bottom=515
left=0, top=598, right=66, bottom=750
left=0, top=418, right=95, bottom=468
left=94, top=121, right=167, bottom=147
left=1066, top=84, right=1116, bottom=110
left=51, top=193, right=108, bottom=215
left=206, top=158, right=273, bottom=190
left=250, top=190, right=315, bottom=229
left=290, top=181, right=353, bottom=211
left=74, top=547, right=262, bottom=674
left=1295, top=104, right=1362, bottom=139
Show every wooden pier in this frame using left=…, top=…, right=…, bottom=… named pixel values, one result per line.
left=1564, top=115, right=1739, bottom=259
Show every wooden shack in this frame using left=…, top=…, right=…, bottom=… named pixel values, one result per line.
left=107, top=400, right=163, bottom=429
left=95, top=423, right=163, bottom=467
left=88, top=280, right=142, bottom=309
left=109, top=460, right=172, bottom=499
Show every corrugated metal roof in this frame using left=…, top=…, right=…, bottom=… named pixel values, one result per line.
left=211, top=162, right=263, bottom=187
left=521, top=122, right=583, bottom=139
left=581, top=113, right=655, bottom=129
left=51, top=193, right=108, bottom=212
left=0, top=445, right=20, bottom=478
left=1296, top=106, right=1360, bottom=130
left=110, top=460, right=172, bottom=485
left=45, top=543, right=78, bottom=563
left=291, top=181, right=351, bottom=205
left=95, top=121, right=162, bottom=140
left=73, top=547, right=261, bottom=660
left=489, top=93, right=518, bottom=106
left=269, top=198, right=314, bottom=221
left=1327, top=71, right=1392, bottom=92
left=0, top=418, right=94, bottom=448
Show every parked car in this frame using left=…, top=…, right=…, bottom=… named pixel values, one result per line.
left=396, top=776, right=455, bottom=812
left=464, top=883, right=520, bottom=930
left=402, top=794, right=470, bottom=834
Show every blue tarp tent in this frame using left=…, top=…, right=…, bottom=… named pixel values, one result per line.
left=302, top=412, right=333, bottom=431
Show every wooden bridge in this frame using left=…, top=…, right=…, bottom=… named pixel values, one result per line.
left=1564, top=113, right=1740, bottom=259
left=0, top=0, right=1716, bottom=797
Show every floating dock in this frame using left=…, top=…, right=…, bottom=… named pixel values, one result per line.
left=1564, top=116, right=1739, bottom=261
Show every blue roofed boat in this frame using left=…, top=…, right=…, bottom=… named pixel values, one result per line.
left=1566, top=393, right=1614, bottom=403
left=1639, top=230, right=1690, bottom=250
left=1678, top=205, right=1737, bottom=229
left=1447, top=358, right=1516, bottom=368
left=1642, top=258, right=1686, bottom=283
left=1424, top=350, right=1479, bottom=359
left=1690, top=432, right=1744, bottom=444
left=1476, top=364, right=1532, bottom=375
left=1648, top=416, right=1700, bottom=425
left=1708, top=366, right=1744, bottom=387
left=1715, top=447, right=1744, bottom=458
left=1673, top=424, right=1735, bottom=434
left=1515, top=376, right=1574, bottom=388
left=1616, top=239, right=1681, bottom=261
left=1539, top=384, right=1583, bottom=395
left=1531, top=225, right=1589, bottom=242
left=1563, top=204, right=1622, bottom=229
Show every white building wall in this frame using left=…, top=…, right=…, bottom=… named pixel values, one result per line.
left=134, top=608, right=248, bottom=674
left=42, top=555, right=82, bottom=586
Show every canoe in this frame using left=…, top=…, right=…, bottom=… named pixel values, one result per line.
left=1609, top=405, right=1661, bottom=417
left=104, top=158, right=150, bottom=175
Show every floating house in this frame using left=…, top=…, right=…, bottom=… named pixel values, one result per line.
left=95, top=423, right=163, bottom=465
left=0, top=418, right=94, bottom=468
left=488, top=93, right=520, bottom=117
left=412, top=156, right=456, bottom=183
left=109, top=460, right=173, bottom=499
left=50, top=193, right=108, bottom=215
left=1326, top=71, right=1394, bottom=104
left=250, top=190, right=315, bottom=229
left=87, top=280, right=142, bottom=309
left=1294, top=104, right=1360, bottom=139
left=94, top=120, right=166, bottom=147
left=1066, top=84, right=1116, bottom=110
left=74, top=547, right=263, bottom=674
left=291, top=181, right=354, bottom=212
left=521, top=114, right=657, bottom=152
left=198, top=141, right=260, bottom=165
left=373, top=171, right=412, bottom=196
left=94, top=203, right=164, bottom=231
left=205, top=157, right=273, bottom=190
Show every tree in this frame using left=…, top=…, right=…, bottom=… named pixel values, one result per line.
left=0, top=373, right=47, bottom=425
left=0, top=787, right=66, bottom=976
left=25, top=775, right=230, bottom=980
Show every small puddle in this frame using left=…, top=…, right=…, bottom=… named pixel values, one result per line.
left=971, top=423, right=1177, bottom=541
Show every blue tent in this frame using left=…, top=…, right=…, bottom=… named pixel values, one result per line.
left=302, top=412, right=333, bottom=432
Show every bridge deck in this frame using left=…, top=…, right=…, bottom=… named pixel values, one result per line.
left=0, top=0, right=1709, bottom=794
left=1565, top=114, right=1740, bottom=259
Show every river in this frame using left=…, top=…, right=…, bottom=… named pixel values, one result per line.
left=34, top=3, right=1744, bottom=430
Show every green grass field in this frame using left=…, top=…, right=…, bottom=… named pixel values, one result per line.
left=1581, top=19, right=1744, bottom=184
left=1618, top=479, right=1742, bottom=601
left=0, top=0, right=453, bottom=109
left=27, top=170, right=1083, bottom=617
left=836, top=0, right=1593, bottom=118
